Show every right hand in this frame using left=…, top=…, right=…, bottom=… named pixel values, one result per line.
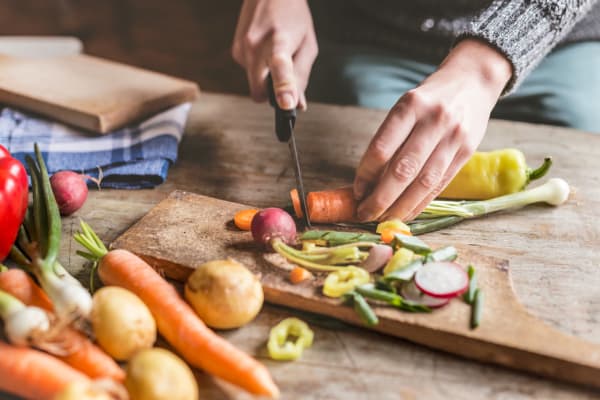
left=232, top=0, right=318, bottom=110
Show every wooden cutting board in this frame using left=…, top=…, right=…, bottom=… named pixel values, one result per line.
left=0, top=54, right=199, bottom=133
left=111, top=190, right=600, bottom=389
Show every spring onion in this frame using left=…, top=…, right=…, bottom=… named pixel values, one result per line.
left=0, top=288, right=51, bottom=347
left=10, top=144, right=92, bottom=324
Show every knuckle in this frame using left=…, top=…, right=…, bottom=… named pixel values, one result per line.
left=242, top=34, right=259, bottom=51
left=402, top=89, right=424, bottom=107
left=419, top=168, right=443, bottom=190
left=392, top=154, right=420, bottom=181
left=368, top=137, right=392, bottom=165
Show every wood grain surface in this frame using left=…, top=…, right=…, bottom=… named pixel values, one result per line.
left=4, top=93, right=598, bottom=400
left=111, top=190, right=600, bottom=389
left=0, top=54, right=199, bottom=132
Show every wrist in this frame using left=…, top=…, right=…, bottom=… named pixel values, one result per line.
left=439, top=38, right=512, bottom=98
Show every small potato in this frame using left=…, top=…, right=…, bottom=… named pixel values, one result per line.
left=185, top=258, right=263, bottom=329
left=54, top=382, right=112, bottom=400
left=91, top=286, right=156, bottom=361
left=125, top=348, right=198, bottom=400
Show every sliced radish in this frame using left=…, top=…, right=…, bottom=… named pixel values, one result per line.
left=401, top=281, right=450, bottom=308
left=414, top=261, right=468, bottom=299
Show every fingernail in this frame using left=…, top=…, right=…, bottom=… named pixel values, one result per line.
left=357, top=204, right=375, bottom=222
left=354, top=180, right=366, bottom=200
left=278, top=93, right=295, bottom=110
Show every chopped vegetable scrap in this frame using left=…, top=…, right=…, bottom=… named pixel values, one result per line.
left=234, top=208, right=259, bottom=231
left=267, top=223, right=482, bottom=329
left=289, top=266, right=313, bottom=284
left=268, top=318, right=314, bottom=361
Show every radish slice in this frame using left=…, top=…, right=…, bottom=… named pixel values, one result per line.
left=401, top=281, right=450, bottom=308
left=414, top=261, right=468, bottom=299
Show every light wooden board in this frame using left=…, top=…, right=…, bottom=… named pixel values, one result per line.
left=111, top=190, right=600, bottom=390
left=0, top=54, right=199, bottom=133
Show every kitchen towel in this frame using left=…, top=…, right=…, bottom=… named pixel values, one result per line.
left=0, top=102, right=191, bottom=189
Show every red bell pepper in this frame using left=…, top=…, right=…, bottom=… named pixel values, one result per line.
left=0, top=145, right=28, bottom=261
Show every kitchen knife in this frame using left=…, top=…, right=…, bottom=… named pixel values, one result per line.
left=267, top=75, right=311, bottom=228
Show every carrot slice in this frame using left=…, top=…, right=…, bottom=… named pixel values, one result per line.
left=289, top=266, right=313, bottom=284
left=234, top=209, right=259, bottom=231
left=290, top=187, right=357, bottom=223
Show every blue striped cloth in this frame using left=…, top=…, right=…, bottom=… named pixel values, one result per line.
left=0, top=103, right=191, bottom=189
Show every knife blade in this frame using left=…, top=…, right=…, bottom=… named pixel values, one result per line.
left=267, top=75, right=311, bottom=228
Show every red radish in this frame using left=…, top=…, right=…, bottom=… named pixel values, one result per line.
left=250, top=208, right=297, bottom=249
left=414, top=261, right=468, bottom=299
left=50, top=171, right=88, bottom=216
left=401, top=281, right=450, bottom=308
left=360, top=244, right=393, bottom=272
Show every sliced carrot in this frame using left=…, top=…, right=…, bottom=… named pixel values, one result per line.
left=0, top=269, right=125, bottom=382
left=289, top=266, right=313, bottom=284
left=0, top=341, right=90, bottom=400
left=98, top=249, right=279, bottom=398
left=291, top=187, right=357, bottom=223
left=234, top=209, right=259, bottom=231
left=380, top=229, right=396, bottom=244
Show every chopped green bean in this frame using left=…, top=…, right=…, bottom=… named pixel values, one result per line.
left=346, top=291, right=379, bottom=326
left=392, top=233, right=431, bottom=255
left=463, top=265, right=477, bottom=304
left=426, top=246, right=458, bottom=263
left=471, top=288, right=483, bottom=329
left=383, top=259, right=423, bottom=282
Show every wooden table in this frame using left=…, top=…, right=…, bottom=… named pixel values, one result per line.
left=51, top=93, right=600, bottom=399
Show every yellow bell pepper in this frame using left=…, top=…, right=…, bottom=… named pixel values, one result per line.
left=322, top=267, right=370, bottom=298
left=440, top=149, right=552, bottom=200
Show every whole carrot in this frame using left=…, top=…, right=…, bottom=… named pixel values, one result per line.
left=0, top=269, right=125, bottom=382
left=291, top=187, right=357, bottom=223
left=0, top=341, right=90, bottom=400
left=75, top=222, right=280, bottom=398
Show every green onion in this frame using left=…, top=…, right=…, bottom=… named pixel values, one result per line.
left=356, top=284, right=431, bottom=313
left=471, top=288, right=484, bottom=329
left=411, top=179, right=570, bottom=234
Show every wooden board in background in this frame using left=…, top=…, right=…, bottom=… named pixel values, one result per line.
left=0, top=54, right=199, bottom=133
left=111, top=190, right=600, bottom=390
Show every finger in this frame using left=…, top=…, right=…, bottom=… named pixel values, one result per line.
left=380, top=133, right=461, bottom=221
left=268, top=43, right=298, bottom=110
left=246, top=56, right=269, bottom=102
left=298, top=91, right=307, bottom=111
left=353, top=96, right=418, bottom=200
left=232, top=0, right=260, bottom=66
left=356, top=106, right=450, bottom=221
left=403, top=142, right=474, bottom=221
left=293, top=33, right=318, bottom=96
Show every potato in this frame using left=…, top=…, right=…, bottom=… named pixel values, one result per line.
left=91, top=286, right=156, bottom=361
left=185, top=258, right=263, bottom=329
left=125, top=348, right=198, bottom=400
left=54, top=382, right=112, bottom=400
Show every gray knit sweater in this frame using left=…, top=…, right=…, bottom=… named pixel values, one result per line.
left=310, top=0, right=600, bottom=92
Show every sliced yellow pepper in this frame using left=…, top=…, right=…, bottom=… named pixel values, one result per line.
left=376, top=220, right=411, bottom=235
left=267, top=317, right=314, bottom=361
left=440, top=149, right=552, bottom=200
left=383, top=247, right=415, bottom=276
left=322, top=267, right=370, bottom=298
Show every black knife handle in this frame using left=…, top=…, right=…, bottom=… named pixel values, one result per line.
left=267, top=74, right=296, bottom=143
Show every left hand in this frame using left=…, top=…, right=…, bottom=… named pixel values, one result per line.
left=353, top=39, right=512, bottom=222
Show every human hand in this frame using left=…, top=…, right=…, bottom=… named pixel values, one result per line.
left=353, top=39, right=512, bottom=222
left=232, top=0, right=318, bottom=110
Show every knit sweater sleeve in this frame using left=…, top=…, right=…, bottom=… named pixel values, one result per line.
left=457, top=0, right=598, bottom=94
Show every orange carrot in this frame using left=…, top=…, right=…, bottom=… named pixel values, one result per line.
left=0, top=269, right=125, bottom=382
left=289, top=266, right=313, bottom=284
left=0, top=341, right=90, bottom=400
left=98, top=249, right=279, bottom=398
left=291, top=186, right=357, bottom=223
left=234, top=208, right=259, bottom=231
left=380, top=229, right=396, bottom=244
